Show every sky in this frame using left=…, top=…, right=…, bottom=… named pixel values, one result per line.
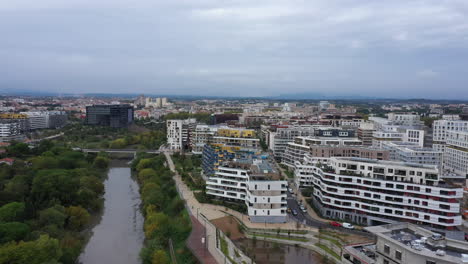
left=1, top=0, right=468, bottom=99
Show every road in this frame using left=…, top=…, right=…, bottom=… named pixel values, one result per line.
left=286, top=190, right=374, bottom=238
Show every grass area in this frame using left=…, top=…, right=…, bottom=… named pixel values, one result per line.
left=252, top=233, right=309, bottom=242
left=319, top=235, right=342, bottom=247
left=316, top=243, right=341, bottom=260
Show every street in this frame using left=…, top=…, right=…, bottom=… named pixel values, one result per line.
left=286, top=190, right=374, bottom=238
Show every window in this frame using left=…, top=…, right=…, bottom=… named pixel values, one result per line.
left=395, top=250, right=402, bottom=260
left=384, top=244, right=390, bottom=254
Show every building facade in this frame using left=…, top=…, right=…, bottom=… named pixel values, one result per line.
left=206, top=158, right=287, bottom=223
left=295, top=157, right=463, bottom=230
left=86, top=105, right=134, bottom=128
left=166, top=119, right=196, bottom=150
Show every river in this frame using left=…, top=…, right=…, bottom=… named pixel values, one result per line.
left=79, top=167, right=144, bottom=264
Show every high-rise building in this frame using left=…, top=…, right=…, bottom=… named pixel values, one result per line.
left=86, top=104, right=134, bottom=128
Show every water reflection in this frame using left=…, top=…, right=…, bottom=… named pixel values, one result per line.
left=235, top=238, right=323, bottom=264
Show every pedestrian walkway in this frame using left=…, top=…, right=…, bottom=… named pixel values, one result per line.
left=186, top=215, right=218, bottom=264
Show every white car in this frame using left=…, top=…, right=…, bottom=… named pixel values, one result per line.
left=288, top=188, right=294, bottom=194
left=342, top=223, right=355, bottom=229
left=301, top=208, right=307, bottom=213
left=299, top=204, right=305, bottom=210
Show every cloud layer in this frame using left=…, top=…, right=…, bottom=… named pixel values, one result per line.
left=1, top=0, right=468, bottom=98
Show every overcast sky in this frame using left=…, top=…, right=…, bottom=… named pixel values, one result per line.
left=1, top=0, right=468, bottom=98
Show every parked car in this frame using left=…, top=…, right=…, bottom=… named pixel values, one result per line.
left=288, top=188, right=294, bottom=194
left=301, top=208, right=307, bottom=213
left=292, top=209, right=298, bottom=216
left=287, top=208, right=292, bottom=214
left=464, top=233, right=468, bottom=242
left=330, top=221, right=342, bottom=227
left=299, top=204, right=305, bottom=210
left=342, top=223, right=355, bottom=229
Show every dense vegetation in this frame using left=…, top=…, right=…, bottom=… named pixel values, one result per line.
left=59, top=122, right=166, bottom=150
left=0, top=141, right=108, bottom=264
left=171, top=153, right=204, bottom=190
left=132, top=154, right=197, bottom=264
left=163, top=112, right=212, bottom=124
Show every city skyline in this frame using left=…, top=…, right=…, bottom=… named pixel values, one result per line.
left=1, top=0, right=468, bottom=99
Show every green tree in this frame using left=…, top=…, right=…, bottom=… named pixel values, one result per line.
left=39, top=205, right=67, bottom=228
left=0, top=202, right=25, bottom=222
left=0, top=235, right=62, bottom=264
left=31, top=156, right=59, bottom=170
left=136, top=159, right=153, bottom=172
left=31, top=170, right=79, bottom=209
left=138, top=168, right=156, bottom=182
left=152, top=250, right=170, bottom=264
left=65, top=206, right=90, bottom=231
left=110, top=138, right=127, bottom=149
left=7, top=142, right=30, bottom=157
left=93, top=156, right=109, bottom=169
left=0, top=222, right=30, bottom=243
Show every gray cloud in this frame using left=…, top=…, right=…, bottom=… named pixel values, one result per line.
left=1, top=0, right=468, bottom=98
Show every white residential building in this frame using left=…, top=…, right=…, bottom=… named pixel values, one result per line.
left=295, top=157, right=463, bottom=230
left=432, top=120, right=468, bottom=181
left=282, top=136, right=362, bottom=167
left=381, top=141, right=442, bottom=167
left=387, top=113, right=424, bottom=126
left=21, top=111, right=68, bottom=130
left=444, top=130, right=468, bottom=177
left=166, top=119, right=196, bottom=150
left=432, top=120, right=468, bottom=152
left=190, top=125, right=224, bottom=154
left=206, top=158, right=287, bottom=223
left=266, top=125, right=318, bottom=161
left=0, top=122, right=25, bottom=142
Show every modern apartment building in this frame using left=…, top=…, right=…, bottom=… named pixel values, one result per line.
left=295, top=157, right=463, bottom=230
left=265, top=125, right=320, bottom=161
left=206, top=158, right=287, bottom=223
left=212, top=128, right=259, bottom=151
left=381, top=141, right=442, bottom=166
left=358, top=122, right=375, bottom=146
left=166, top=119, right=196, bottom=150
left=191, top=125, right=222, bottom=154
left=0, top=122, right=25, bottom=142
left=190, top=125, right=259, bottom=154
left=86, top=104, right=134, bottom=128
left=444, top=130, right=468, bottom=177
left=0, top=113, right=30, bottom=132
left=21, top=111, right=68, bottom=130
left=372, top=128, right=426, bottom=148
left=432, top=120, right=468, bottom=180
left=282, top=136, right=363, bottom=167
